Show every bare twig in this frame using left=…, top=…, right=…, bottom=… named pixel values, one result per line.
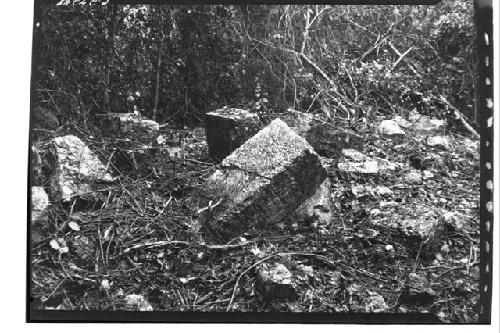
left=437, top=95, right=480, bottom=139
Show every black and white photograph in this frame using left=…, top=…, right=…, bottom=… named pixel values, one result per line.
left=26, top=0, right=495, bottom=324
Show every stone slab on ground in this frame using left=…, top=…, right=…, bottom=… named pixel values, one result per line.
left=48, top=135, right=115, bottom=202
left=256, top=263, right=298, bottom=301
left=103, top=113, right=160, bottom=146
left=198, top=119, right=326, bottom=242
left=205, top=107, right=263, bottom=161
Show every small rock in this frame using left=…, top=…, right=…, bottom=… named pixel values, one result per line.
left=408, top=110, right=447, bottom=132
left=365, top=291, right=388, bottom=312
left=379, top=120, right=405, bottom=136
left=338, top=160, right=379, bottom=174
left=123, top=294, right=153, bottom=311
left=404, top=171, right=423, bottom=184
left=427, top=136, right=451, bottom=150
left=393, top=115, right=411, bottom=129
left=376, top=185, right=393, bottom=196
left=422, top=170, right=434, bottom=179
left=370, top=208, right=381, bottom=216
left=380, top=201, right=398, bottom=208
left=338, top=149, right=402, bottom=175
left=385, top=244, right=394, bottom=252
left=399, top=272, right=437, bottom=306
left=422, top=153, right=445, bottom=169
left=31, top=186, right=49, bottom=224
left=256, top=263, right=298, bottom=301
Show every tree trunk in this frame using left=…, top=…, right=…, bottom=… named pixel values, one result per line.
left=103, top=4, right=117, bottom=113
left=152, top=38, right=162, bottom=121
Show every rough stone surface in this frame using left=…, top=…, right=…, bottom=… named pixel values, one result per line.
left=104, top=113, right=159, bottom=146
left=205, top=107, right=263, bottom=161
left=381, top=204, right=448, bottom=257
left=378, top=119, right=405, bottom=136
left=256, top=263, right=298, bottom=301
left=198, top=119, right=326, bottom=242
left=31, top=186, right=49, bottom=224
left=337, top=149, right=402, bottom=175
left=291, top=178, right=333, bottom=226
left=274, top=110, right=364, bottom=158
left=404, top=171, right=423, bottom=184
left=427, top=135, right=451, bottom=150
left=407, top=110, right=447, bottom=133
left=31, top=145, right=44, bottom=186
left=422, top=153, right=446, bottom=170
left=398, top=272, right=437, bottom=306
left=48, top=135, right=114, bottom=202
left=123, top=294, right=154, bottom=311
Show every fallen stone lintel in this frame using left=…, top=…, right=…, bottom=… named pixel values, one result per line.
left=198, top=119, right=327, bottom=242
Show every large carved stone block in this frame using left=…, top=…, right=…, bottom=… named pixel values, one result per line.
left=205, top=107, right=262, bottom=161
left=198, top=119, right=327, bottom=242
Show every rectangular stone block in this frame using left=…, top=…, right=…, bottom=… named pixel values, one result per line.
left=197, top=119, right=327, bottom=242
left=204, top=107, right=262, bottom=161
left=264, top=110, right=364, bottom=158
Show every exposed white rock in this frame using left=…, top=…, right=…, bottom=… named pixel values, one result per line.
left=123, top=294, right=153, bottom=311
left=49, top=135, right=114, bottom=202
left=404, top=171, right=423, bottom=184
left=379, top=119, right=405, bottom=136
left=427, top=135, right=451, bottom=150
left=31, top=186, right=49, bottom=224
left=256, top=263, right=298, bottom=301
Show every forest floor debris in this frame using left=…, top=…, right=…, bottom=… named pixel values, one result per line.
left=30, top=112, right=479, bottom=322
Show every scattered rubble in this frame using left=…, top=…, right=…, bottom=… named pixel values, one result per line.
left=337, top=149, right=402, bottom=175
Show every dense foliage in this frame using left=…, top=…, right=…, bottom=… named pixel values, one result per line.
left=32, top=1, right=477, bottom=132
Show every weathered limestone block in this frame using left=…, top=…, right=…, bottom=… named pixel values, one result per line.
left=205, top=107, right=263, bottom=161
left=277, top=110, right=364, bottom=158
left=31, top=186, right=49, bottom=224
left=104, top=113, right=160, bottom=146
left=256, top=263, right=298, bottom=301
left=48, top=135, right=114, bottom=202
left=198, top=119, right=327, bottom=242
left=291, top=178, right=333, bottom=227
